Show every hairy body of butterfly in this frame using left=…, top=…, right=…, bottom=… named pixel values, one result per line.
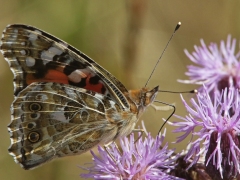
left=0, top=24, right=158, bottom=170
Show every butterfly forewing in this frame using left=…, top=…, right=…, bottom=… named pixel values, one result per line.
left=0, top=24, right=130, bottom=109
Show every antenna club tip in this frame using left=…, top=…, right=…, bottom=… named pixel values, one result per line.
left=192, top=89, right=198, bottom=93
left=175, top=22, right=181, bottom=31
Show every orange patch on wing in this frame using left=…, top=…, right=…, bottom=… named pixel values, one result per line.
left=26, top=69, right=69, bottom=85
left=84, top=76, right=104, bottom=94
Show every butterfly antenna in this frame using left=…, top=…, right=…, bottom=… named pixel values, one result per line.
left=158, top=89, right=198, bottom=94
left=156, top=89, right=197, bottom=134
left=144, top=22, right=181, bottom=88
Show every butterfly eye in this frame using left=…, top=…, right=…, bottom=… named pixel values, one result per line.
left=27, top=131, right=40, bottom=143
left=29, top=103, right=42, bottom=112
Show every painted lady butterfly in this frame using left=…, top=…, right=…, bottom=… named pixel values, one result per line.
left=0, top=24, right=160, bottom=170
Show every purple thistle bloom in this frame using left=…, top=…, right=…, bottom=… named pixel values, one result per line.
left=179, top=35, right=240, bottom=94
left=172, top=86, right=240, bottom=179
left=80, top=130, right=183, bottom=180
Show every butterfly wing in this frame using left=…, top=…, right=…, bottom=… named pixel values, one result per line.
left=0, top=24, right=139, bottom=169
left=9, top=82, right=123, bottom=169
left=0, top=24, right=130, bottom=110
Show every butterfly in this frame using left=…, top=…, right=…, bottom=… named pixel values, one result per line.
left=0, top=24, right=159, bottom=170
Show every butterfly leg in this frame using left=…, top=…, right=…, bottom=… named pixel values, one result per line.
left=104, top=141, right=124, bottom=180
left=104, top=141, right=120, bottom=163
left=131, top=129, right=146, bottom=144
left=153, top=100, right=176, bottom=135
left=151, top=103, right=175, bottom=111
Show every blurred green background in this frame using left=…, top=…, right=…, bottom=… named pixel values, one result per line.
left=0, top=0, right=240, bottom=179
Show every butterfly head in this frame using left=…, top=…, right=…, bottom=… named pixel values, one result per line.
left=128, top=86, right=159, bottom=116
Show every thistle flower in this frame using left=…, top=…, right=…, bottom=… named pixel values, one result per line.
left=179, top=35, right=240, bottom=94
left=172, top=86, right=240, bottom=179
left=80, top=129, right=183, bottom=180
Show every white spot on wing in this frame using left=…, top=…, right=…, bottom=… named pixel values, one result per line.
left=94, top=93, right=104, bottom=100
left=68, top=69, right=87, bottom=83
left=26, top=57, right=35, bottom=67
left=20, top=50, right=26, bottom=55
left=9, top=151, right=17, bottom=157
left=8, top=57, right=18, bottom=79
left=29, top=33, right=38, bottom=41
left=3, top=27, right=8, bottom=32
left=34, top=30, right=42, bottom=35
left=50, top=112, right=68, bottom=122
left=59, top=41, right=68, bottom=48
left=48, top=47, right=63, bottom=55
left=10, top=35, right=17, bottom=40
left=7, top=42, right=14, bottom=46
left=41, top=51, right=55, bottom=62
left=41, top=46, right=63, bottom=64
left=109, top=101, right=115, bottom=106
left=8, top=128, right=13, bottom=137
left=35, top=94, right=48, bottom=101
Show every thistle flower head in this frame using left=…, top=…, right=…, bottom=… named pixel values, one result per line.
left=172, top=86, right=240, bottom=179
left=80, top=130, right=183, bottom=180
left=179, top=35, right=240, bottom=94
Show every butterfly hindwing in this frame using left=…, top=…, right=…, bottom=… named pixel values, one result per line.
left=8, top=82, right=124, bottom=169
